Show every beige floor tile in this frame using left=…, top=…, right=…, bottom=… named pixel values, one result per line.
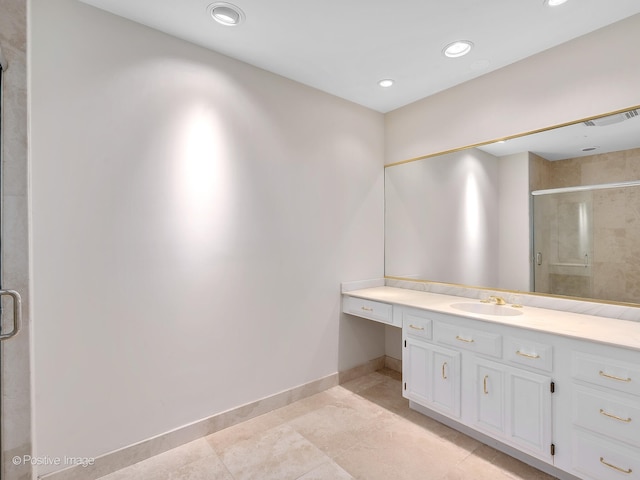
left=473, top=445, right=558, bottom=480
left=445, top=444, right=559, bottom=480
left=356, top=376, right=410, bottom=414
left=206, top=409, right=285, bottom=454
left=98, top=439, right=215, bottom=480
left=296, top=460, right=354, bottom=479
left=273, top=390, right=346, bottom=422
left=214, top=424, right=330, bottom=480
left=165, top=455, right=234, bottom=480
left=339, top=371, right=389, bottom=394
left=333, top=416, right=479, bottom=480
left=377, top=367, right=402, bottom=381
left=442, top=463, right=516, bottom=480
left=286, top=394, right=396, bottom=457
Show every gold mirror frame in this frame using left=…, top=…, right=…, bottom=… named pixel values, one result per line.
left=384, top=104, right=640, bottom=309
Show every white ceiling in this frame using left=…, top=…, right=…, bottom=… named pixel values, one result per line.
left=79, top=0, right=640, bottom=113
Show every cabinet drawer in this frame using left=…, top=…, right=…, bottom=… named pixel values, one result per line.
left=402, top=310, right=432, bottom=340
left=572, top=352, right=640, bottom=396
left=505, top=337, right=553, bottom=372
left=343, top=296, right=394, bottom=325
left=434, top=323, right=502, bottom=358
left=572, top=430, right=640, bottom=480
left=573, top=386, right=640, bottom=448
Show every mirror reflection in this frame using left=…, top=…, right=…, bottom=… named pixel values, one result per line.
left=385, top=107, right=640, bottom=305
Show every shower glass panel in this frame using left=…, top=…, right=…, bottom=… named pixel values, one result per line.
left=533, top=181, right=640, bottom=303
left=533, top=190, right=593, bottom=299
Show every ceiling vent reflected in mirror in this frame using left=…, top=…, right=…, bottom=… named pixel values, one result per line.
left=583, top=109, right=639, bottom=126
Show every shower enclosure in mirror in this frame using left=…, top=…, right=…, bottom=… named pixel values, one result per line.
left=532, top=188, right=593, bottom=299
left=532, top=181, right=640, bottom=304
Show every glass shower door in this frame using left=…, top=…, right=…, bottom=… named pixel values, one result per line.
left=0, top=47, right=23, bottom=474
left=533, top=190, right=594, bottom=298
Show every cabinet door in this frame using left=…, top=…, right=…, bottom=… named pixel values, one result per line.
left=403, top=337, right=431, bottom=406
left=474, top=360, right=505, bottom=435
left=507, top=367, right=553, bottom=461
left=432, top=348, right=461, bottom=418
left=472, top=358, right=553, bottom=462
left=403, top=338, right=461, bottom=418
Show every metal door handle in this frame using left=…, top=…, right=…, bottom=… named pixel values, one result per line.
left=0, top=289, right=22, bottom=340
left=536, top=252, right=542, bottom=266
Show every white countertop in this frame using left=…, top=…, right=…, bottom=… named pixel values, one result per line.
left=343, top=286, right=640, bottom=352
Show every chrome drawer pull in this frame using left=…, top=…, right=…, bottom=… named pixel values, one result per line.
left=409, top=324, right=425, bottom=331
left=455, top=335, right=474, bottom=343
left=516, top=350, right=540, bottom=359
left=442, top=362, right=448, bottom=380
left=361, top=306, right=374, bottom=312
left=600, top=409, right=632, bottom=423
left=599, top=370, right=631, bottom=382
left=600, top=457, right=632, bottom=474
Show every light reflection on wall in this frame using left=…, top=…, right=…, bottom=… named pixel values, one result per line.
left=175, top=103, right=233, bottom=254
left=578, top=201, right=589, bottom=261
left=462, top=168, right=481, bottom=274
left=459, top=155, right=491, bottom=285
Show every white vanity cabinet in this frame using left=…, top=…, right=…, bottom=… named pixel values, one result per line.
left=568, top=348, right=640, bottom=480
left=402, top=308, right=554, bottom=464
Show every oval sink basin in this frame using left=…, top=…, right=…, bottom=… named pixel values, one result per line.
left=450, top=302, right=523, bottom=317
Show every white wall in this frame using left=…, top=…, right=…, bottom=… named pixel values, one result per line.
left=385, top=148, right=499, bottom=286
left=30, top=0, right=384, bottom=472
left=498, top=152, right=530, bottom=291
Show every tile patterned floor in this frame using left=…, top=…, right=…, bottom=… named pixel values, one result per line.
left=99, top=369, right=557, bottom=480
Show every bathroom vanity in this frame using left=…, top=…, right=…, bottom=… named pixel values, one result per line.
left=343, top=286, right=640, bottom=480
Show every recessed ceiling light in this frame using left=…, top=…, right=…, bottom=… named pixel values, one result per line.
left=443, top=40, right=474, bottom=58
left=378, top=79, right=394, bottom=88
left=544, top=0, right=568, bottom=6
left=209, top=2, right=245, bottom=26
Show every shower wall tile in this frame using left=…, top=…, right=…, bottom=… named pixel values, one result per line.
left=592, top=262, right=625, bottom=302
left=549, top=274, right=590, bottom=298
left=626, top=185, right=640, bottom=229
left=581, top=152, right=627, bottom=184
left=541, top=147, right=640, bottom=190
left=529, top=153, right=550, bottom=191
left=627, top=148, right=640, bottom=178
left=594, top=188, right=626, bottom=229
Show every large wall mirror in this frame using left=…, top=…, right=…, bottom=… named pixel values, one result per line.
left=385, top=106, right=640, bottom=306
